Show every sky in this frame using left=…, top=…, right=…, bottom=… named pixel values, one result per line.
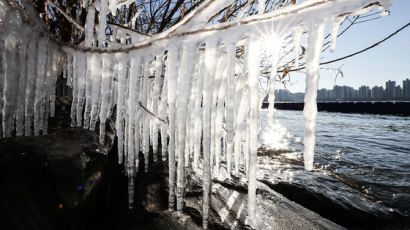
left=282, top=0, right=410, bottom=93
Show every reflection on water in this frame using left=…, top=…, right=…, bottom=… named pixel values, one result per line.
left=258, top=109, right=410, bottom=217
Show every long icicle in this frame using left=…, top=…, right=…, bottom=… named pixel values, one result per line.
left=303, top=22, right=327, bottom=171
left=202, top=40, right=218, bottom=229
left=166, top=47, right=179, bottom=211
left=246, top=39, right=262, bottom=229
left=176, top=43, right=198, bottom=214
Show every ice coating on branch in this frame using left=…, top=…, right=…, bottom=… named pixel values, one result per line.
left=85, top=5, right=95, bottom=47
left=258, top=0, right=265, bottom=15
left=98, top=0, right=108, bottom=47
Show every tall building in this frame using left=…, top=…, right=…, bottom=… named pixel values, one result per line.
left=275, top=89, right=292, bottom=101
left=333, top=85, right=345, bottom=100
left=344, top=86, right=356, bottom=100
left=394, top=86, right=402, bottom=99
left=317, top=88, right=329, bottom=101
left=358, top=86, right=370, bottom=100
left=403, top=78, right=410, bottom=99
left=371, top=86, right=384, bottom=99
left=385, top=80, right=396, bottom=99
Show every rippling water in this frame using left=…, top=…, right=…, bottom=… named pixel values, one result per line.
left=258, top=109, right=410, bottom=217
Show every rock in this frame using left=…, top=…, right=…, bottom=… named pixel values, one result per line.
left=0, top=107, right=114, bottom=230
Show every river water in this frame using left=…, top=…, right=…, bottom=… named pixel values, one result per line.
left=258, top=109, right=410, bottom=223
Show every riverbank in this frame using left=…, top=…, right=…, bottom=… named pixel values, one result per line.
left=262, top=101, right=410, bottom=115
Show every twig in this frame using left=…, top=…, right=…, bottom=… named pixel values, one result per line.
left=138, top=102, right=168, bottom=124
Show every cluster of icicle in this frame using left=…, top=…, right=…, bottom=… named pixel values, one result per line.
left=1, top=0, right=394, bottom=229
left=0, top=7, right=63, bottom=138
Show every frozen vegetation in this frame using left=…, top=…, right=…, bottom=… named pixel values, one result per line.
left=0, top=0, right=394, bottom=228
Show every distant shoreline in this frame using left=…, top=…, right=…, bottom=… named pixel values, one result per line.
left=262, top=101, right=410, bottom=115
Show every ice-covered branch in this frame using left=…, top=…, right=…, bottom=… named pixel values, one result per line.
left=47, top=0, right=85, bottom=32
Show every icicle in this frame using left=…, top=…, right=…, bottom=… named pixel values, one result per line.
left=303, top=22, right=326, bottom=171
left=89, top=53, right=102, bottom=131
left=258, top=0, right=265, bottom=14
left=152, top=54, right=163, bottom=162
left=166, top=47, right=180, bottom=211
left=75, top=52, right=87, bottom=127
left=15, top=24, right=31, bottom=136
left=159, top=66, right=168, bottom=161
left=66, top=54, right=73, bottom=88
left=210, top=48, right=225, bottom=177
left=83, top=52, right=94, bottom=129
left=202, top=40, right=218, bottom=229
left=293, top=26, right=304, bottom=67
left=126, top=53, right=142, bottom=209
left=34, top=38, right=48, bottom=135
left=85, top=4, right=95, bottom=47
left=246, top=39, right=261, bottom=229
left=176, top=43, right=198, bottom=214
left=233, top=43, right=250, bottom=176
left=98, top=0, right=108, bottom=47
left=49, top=49, right=61, bottom=118
left=267, top=40, right=282, bottom=126
left=330, top=16, right=346, bottom=52
left=225, top=43, right=236, bottom=175
left=42, top=43, right=54, bottom=135
left=109, top=0, right=117, bottom=16
left=24, top=33, right=39, bottom=136
left=2, top=9, right=22, bottom=137
left=99, top=53, right=114, bottom=145
left=115, top=52, right=129, bottom=164
left=192, top=48, right=205, bottom=169
left=214, top=48, right=228, bottom=178
left=141, top=60, right=150, bottom=173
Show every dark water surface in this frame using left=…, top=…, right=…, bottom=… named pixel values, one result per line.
left=259, top=109, right=410, bottom=218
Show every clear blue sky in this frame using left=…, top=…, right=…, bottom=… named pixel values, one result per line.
left=285, top=0, right=410, bottom=93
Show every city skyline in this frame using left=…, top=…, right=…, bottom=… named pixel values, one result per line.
left=272, top=78, right=410, bottom=102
